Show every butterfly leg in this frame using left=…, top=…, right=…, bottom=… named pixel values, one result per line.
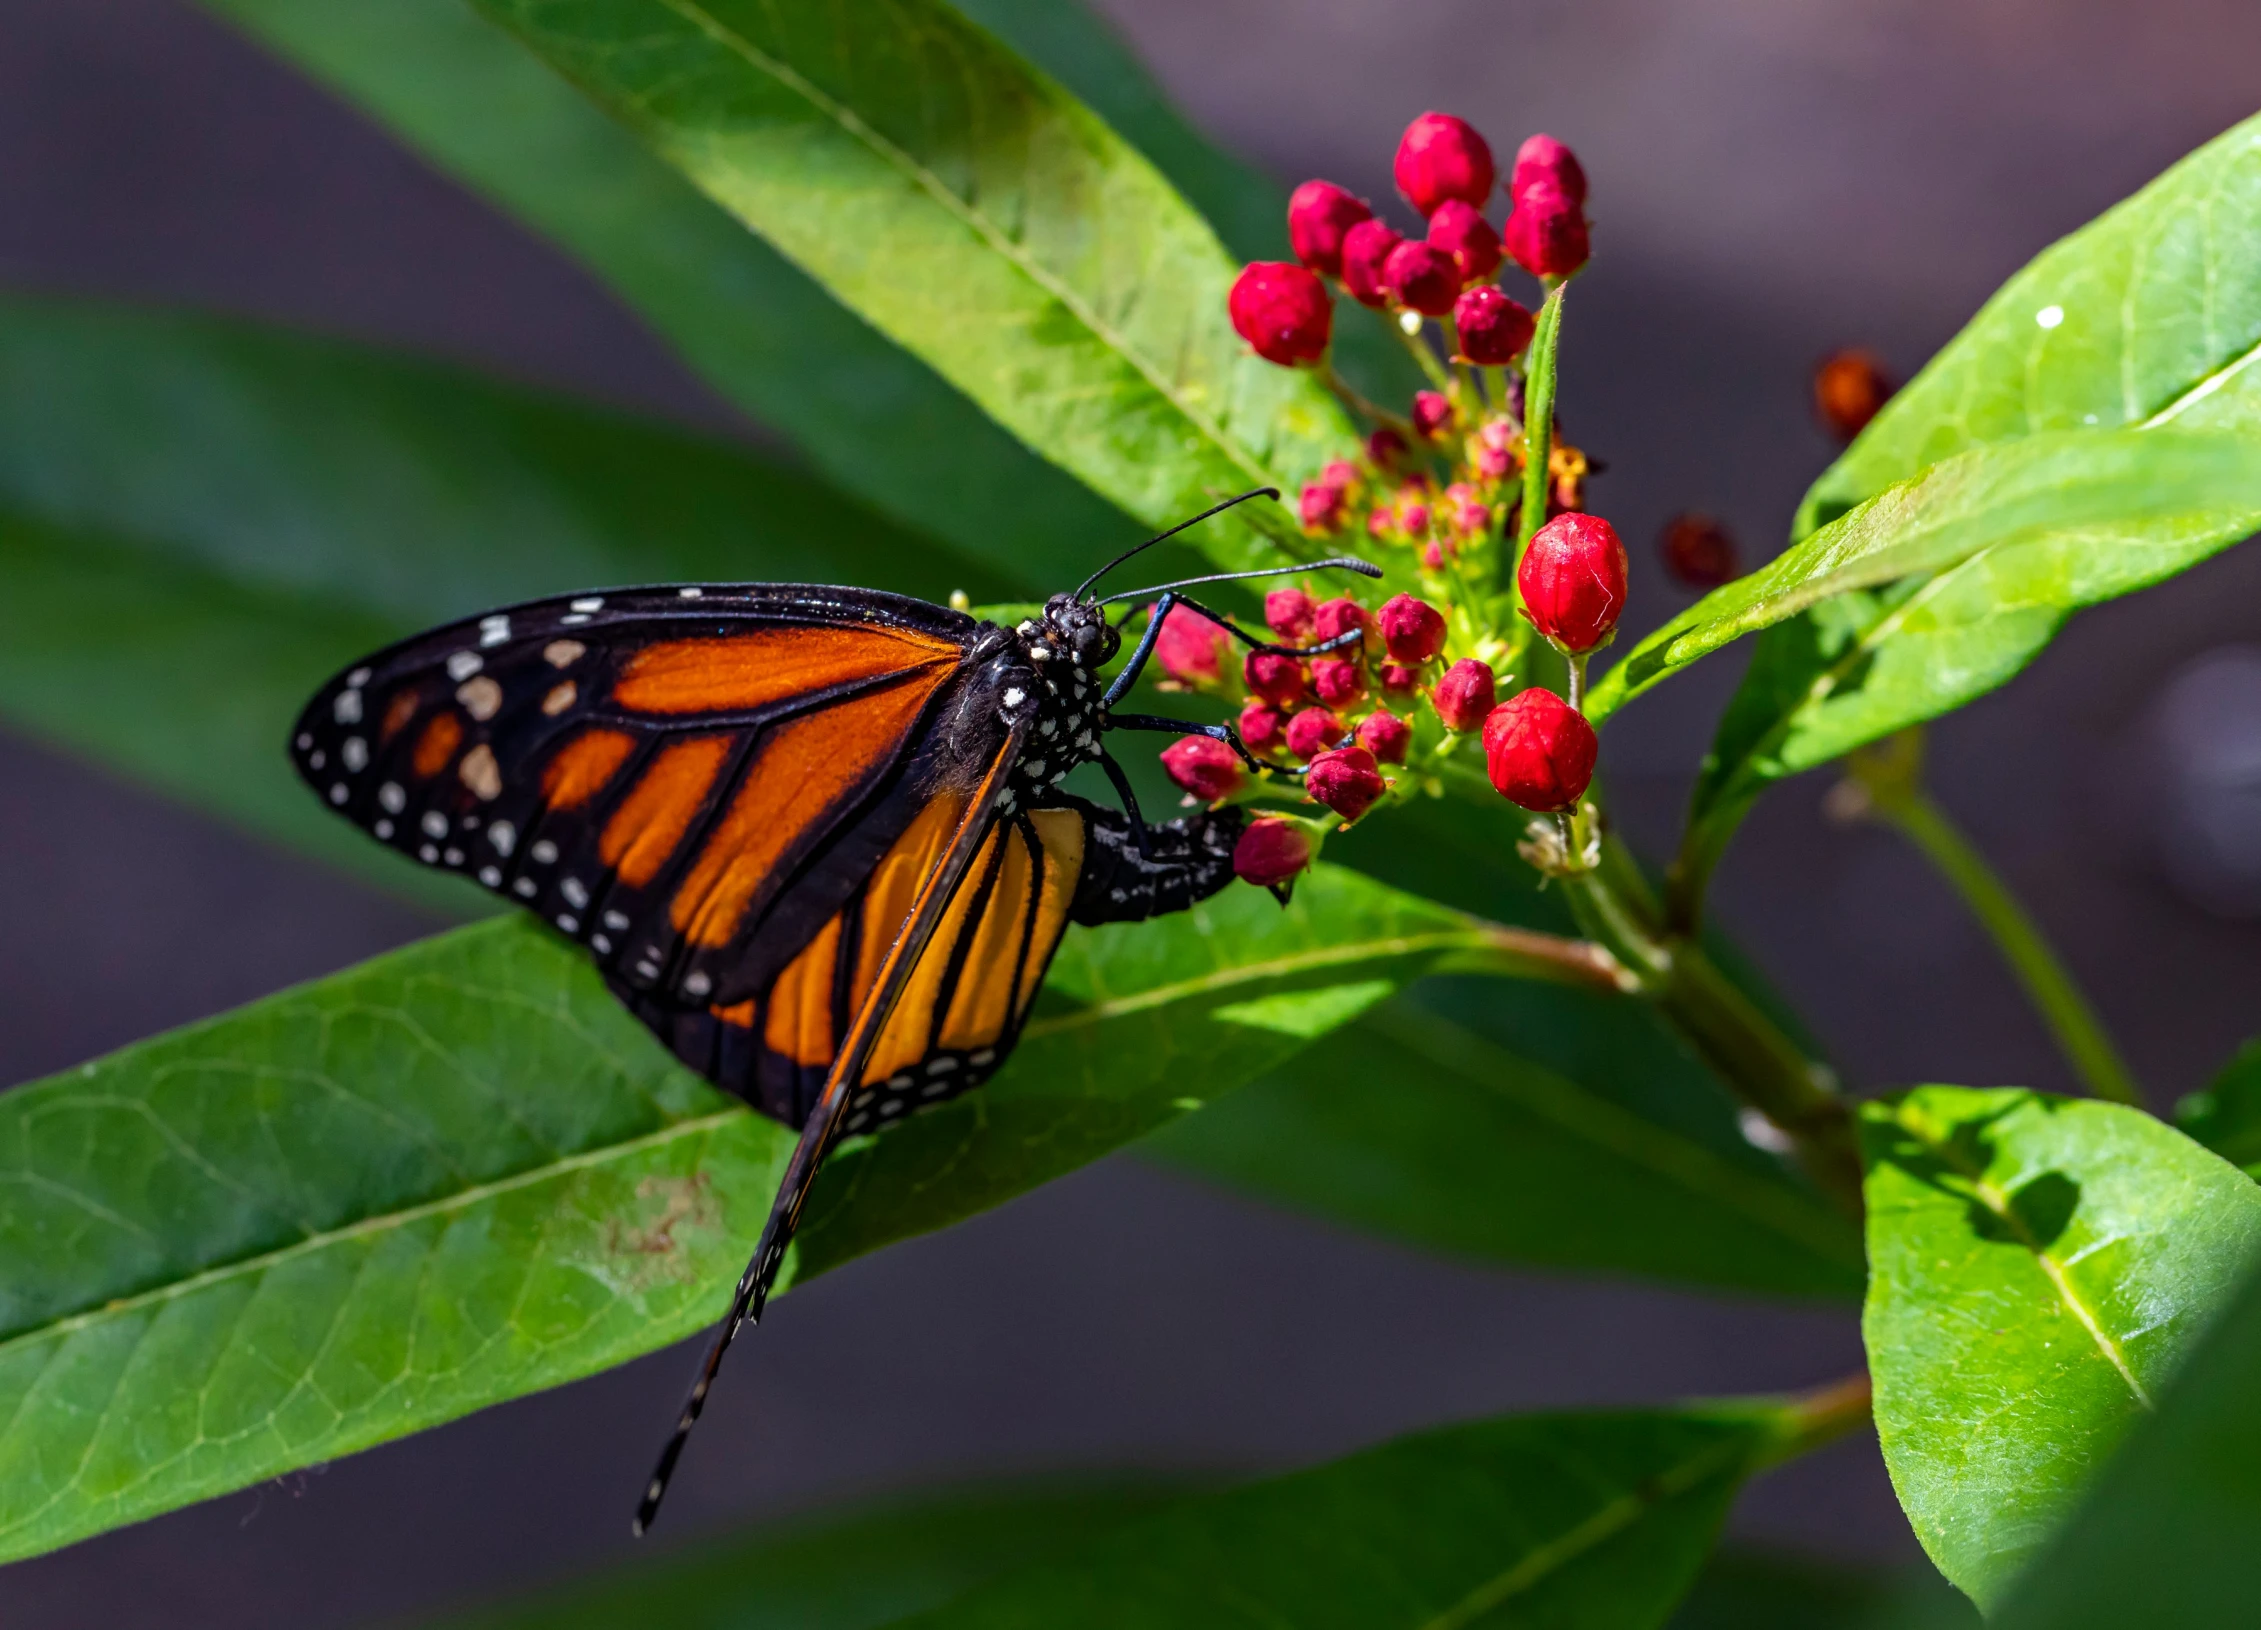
left=1104, top=712, right=1321, bottom=777
left=1096, top=748, right=1155, bottom=857
left=1103, top=590, right=1362, bottom=708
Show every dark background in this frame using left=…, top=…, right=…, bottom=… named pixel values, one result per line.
left=4, top=1, right=2260, bottom=1624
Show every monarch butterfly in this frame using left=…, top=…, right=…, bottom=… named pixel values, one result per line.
left=289, top=488, right=1376, bottom=1530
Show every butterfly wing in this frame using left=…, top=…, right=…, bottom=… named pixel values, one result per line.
left=289, top=585, right=986, bottom=1036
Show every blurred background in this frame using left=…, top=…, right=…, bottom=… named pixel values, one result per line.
left=2, top=0, right=2259, bottom=1623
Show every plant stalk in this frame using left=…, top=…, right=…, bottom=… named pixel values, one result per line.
left=1867, top=786, right=2143, bottom=1106
left=1323, top=363, right=1414, bottom=438
left=1515, top=283, right=1566, bottom=566
left=1758, top=1371, right=1874, bottom=1468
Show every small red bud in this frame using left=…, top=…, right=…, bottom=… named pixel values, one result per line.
left=1313, top=597, right=1369, bottom=645
left=1306, top=745, right=1388, bottom=823
left=1483, top=687, right=1597, bottom=811
left=1814, top=348, right=1895, bottom=441
left=1160, top=735, right=1245, bottom=801
left=1504, top=184, right=1589, bottom=279
left=1401, top=501, right=1432, bottom=535
left=1394, top=112, right=1497, bottom=216
left=1377, top=662, right=1423, bottom=701
left=1378, top=593, right=1448, bottom=664
left=1287, top=180, right=1373, bottom=278
left=1426, top=199, right=1502, bottom=282
left=1320, top=458, right=1361, bottom=489
left=1358, top=709, right=1412, bottom=763
left=1240, top=698, right=1284, bottom=753
left=1383, top=239, right=1463, bottom=316
left=1243, top=648, right=1310, bottom=707
left=1432, top=657, right=1497, bottom=731
left=1518, top=511, right=1628, bottom=653
left=1229, top=262, right=1333, bottom=366
left=1153, top=602, right=1232, bottom=685
left=1233, top=817, right=1313, bottom=889
left=1411, top=390, right=1455, bottom=441
left=1340, top=218, right=1404, bottom=308
left=1312, top=655, right=1366, bottom=708
left=1509, top=134, right=1587, bottom=207
left=1265, top=587, right=1317, bottom=640
left=1285, top=706, right=1343, bottom=759
left=1298, top=481, right=1346, bottom=534
left=1366, top=426, right=1409, bottom=470
left=1658, top=512, right=1740, bottom=590
left=1453, top=285, right=1535, bottom=365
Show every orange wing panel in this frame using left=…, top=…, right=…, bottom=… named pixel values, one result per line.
left=1015, top=809, right=1085, bottom=1021
left=763, top=913, right=843, bottom=1067
left=863, top=823, right=1002, bottom=1086
left=938, top=826, right=1034, bottom=1053
left=848, top=791, right=969, bottom=1018
left=615, top=626, right=960, bottom=715
left=542, top=728, right=638, bottom=810
left=670, top=669, right=953, bottom=948
left=411, top=712, right=463, bottom=779
left=599, top=735, right=733, bottom=886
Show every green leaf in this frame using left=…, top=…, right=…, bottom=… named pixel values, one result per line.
left=0, top=866, right=1531, bottom=1560
left=0, top=297, right=1001, bottom=900
left=467, top=0, right=1352, bottom=568
left=1984, top=1254, right=2261, bottom=1630
left=1797, top=112, right=2261, bottom=540
left=1149, top=979, right=1865, bottom=1304
left=2173, top=1037, right=2261, bottom=1173
left=1859, top=1085, right=2261, bottom=1612
left=198, top=0, right=1138, bottom=589
left=882, top=1407, right=1781, bottom=1630
left=1582, top=429, right=2261, bottom=890
left=1664, top=1549, right=1978, bottom=1630
left=427, top=1480, right=1181, bottom=1630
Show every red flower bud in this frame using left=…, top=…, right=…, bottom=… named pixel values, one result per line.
left=1504, top=184, right=1590, bottom=280
left=1314, top=597, right=1369, bottom=645
left=1814, top=348, right=1894, bottom=442
left=1366, top=426, right=1409, bottom=470
left=1243, top=648, right=1309, bottom=707
left=1377, top=593, right=1448, bottom=663
left=1658, top=512, right=1740, bottom=590
left=1153, top=601, right=1232, bottom=685
left=1518, top=511, right=1628, bottom=653
left=1265, top=587, right=1317, bottom=640
left=1509, top=134, right=1587, bottom=207
left=1233, top=816, right=1313, bottom=889
left=1285, top=706, right=1342, bottom=759
left=1312, top=655, right=1366, bottom=708
left=1358, top=708, right=1412, bottom=763
left=1394, top=112, right=1496, bottom=217
left=1411, top=390, right=1455, bottom=441
left=1321, top=458, right=1361, bottom=489
left=1306, top=745, right=1388, bottom=823
left=1161, top=735, right=1245, bottom=801
left=1453, top=285, right=1535, bottom=365
left=1299, top=481, right=1346, bottom=534
left=1383, top=239, right=1463, bottom=316
left=1340, top=219, right=1404, bottom=308
left=1401, top=501, right=1432, bottom=535
left=1287, top=180, right=1372, bottom=278
left=1240, top=698, right=1284, bottom=753
left=1483, top=687, right=1597, bottom=811
left=1229, top=262, right=1333, bottom=366
left=1377, top=662, right=1423, bottom=701
left=1432, top=657, right=1497, bottom=731
left=1426, top=199, right=1502, bottom=282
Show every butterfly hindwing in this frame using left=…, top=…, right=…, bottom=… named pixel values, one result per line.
left=289, top=583, right=984, bottom=1014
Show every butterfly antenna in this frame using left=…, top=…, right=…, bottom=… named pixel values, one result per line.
left=1094, top=555, right=1382, bottom=608
left=1073, top=487, right=1281, bottom=602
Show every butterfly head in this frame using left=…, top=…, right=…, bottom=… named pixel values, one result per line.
left=1037, top=593, right=1120, bottom=673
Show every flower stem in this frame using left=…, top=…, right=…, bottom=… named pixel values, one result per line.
left=1865, top=784, right=2143, bottom=1106
left=1515, top=282, right=1567, bottom=567
left=1758, top=1371, right=1873, bottom=1468
left=1393, top=315, right=1457, bottom=393
left=1323, top=364, right=1414, bottom=438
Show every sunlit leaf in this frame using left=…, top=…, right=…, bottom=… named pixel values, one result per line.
left=1860, top=1086, right=2261, bottom=1611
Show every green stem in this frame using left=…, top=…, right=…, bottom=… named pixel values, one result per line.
left=1393, top=313, right=1457, bottom=393
left=1758, top=1372, right=1873, bottom=1469
left=1872, top=788, right=2144, bottom=1106
left=1323, top=364, right=1414, bottom=438
left=1515, top=282, right=1566, bottom=567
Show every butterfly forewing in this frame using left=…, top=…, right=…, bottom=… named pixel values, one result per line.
left=290, top=584, right=985, bottom=1021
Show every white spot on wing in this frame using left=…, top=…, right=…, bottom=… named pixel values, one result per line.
left=478, top=866, right=502, bottom=886
left=456, top=675, right=503, bottom=720
left=479, top=615, right=511, bottom=647
left=560, top=877, right=589, bottom=908
left=570, top=597, right=604, bottom=613
left=488, top=820, right=516, bottom=856
left=379, top=782, right=406, bottom=814
left=333, top=690, right=363, bottom=725
left=678, top=586, right=703, bottom=599
left=459, top=744, right=502, bottom=801
left=421, top=811, right=448, bottom=838
left=347, top=667, right=371, bottom=687
left=544, top=640, right=585, bottom=668
left=682, top=971, right=712, bottom=999
left=531, top=839, right=558, bottom=865
left=446, top=651, right=482, bottom=681
left=341, top=738, right=368, bottom=772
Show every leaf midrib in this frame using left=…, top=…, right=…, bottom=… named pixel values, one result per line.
left=1021, top=928, right=1496, bottom=1038
left=1893, top=1107, right=2154, bottom=1410
left=0, top=1106, right=750, bottom=1362
left=1415, top=1430, right=1755, bottom=1630
left=646, top=0, right=1281, bottom=496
